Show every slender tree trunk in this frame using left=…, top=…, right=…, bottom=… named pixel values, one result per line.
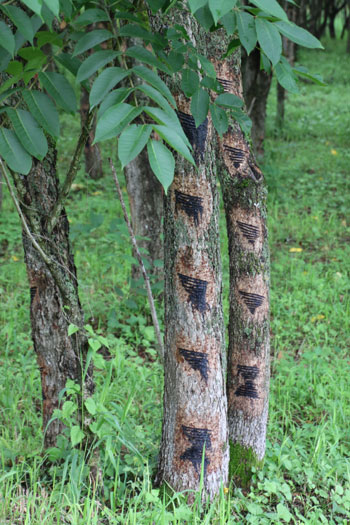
left=242, top=49, right=272, bottom=157
left=124, top=150, right=163, bottom=280
left=80, top=87, right=103, bottom=180
left=214, top=50, right=270, bottom=487
left=13, top=144, right=94, bottom=447
left=150, top=13, right=228, bottom=500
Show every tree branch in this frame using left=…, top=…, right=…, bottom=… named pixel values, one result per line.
left=109, top=158, right=164, bottom=363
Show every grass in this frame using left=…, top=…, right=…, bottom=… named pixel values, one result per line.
left=1, top=32, right=350, bottom=524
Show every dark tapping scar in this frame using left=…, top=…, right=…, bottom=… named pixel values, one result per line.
left=217, top=77, right=233, bottom=92
left=177, top=111, right=208, bottom=158
left=239, top=291, right=264, bottom=314
left=30, top=286, right=37, bottom=305
left=236, top=221, right=259, bottom=244
left=235, top=365, right=259, bottom=399
left=181, top=425, right=211, bottom=476
left=175, top=190, right=204, bottom=226
left=223, top=144, right=245, bottom=168
left=178, top=273, right=209, bottom=314
left=179, top=348, right=209, bottom=382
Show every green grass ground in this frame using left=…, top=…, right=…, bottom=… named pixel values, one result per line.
left=0, top=33, right=350, bottom=524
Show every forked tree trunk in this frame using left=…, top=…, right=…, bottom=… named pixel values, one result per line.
left=150, top=14, right=228, bottom=500
left=124, top=137, right=163, bottom=281
left=13, top=144, right=94, bottom=447
left=214, top=50, right=270, bottom=487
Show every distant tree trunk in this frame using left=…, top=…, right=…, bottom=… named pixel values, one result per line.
left=150, top=13, right=228, bottom=500
left=13, top=143, right=94, bottom=448
left=80, top=87, right=103, bottom=180
left=215, top=49, right=270, bottom=488
left=242, top=48, right=272, bottom=157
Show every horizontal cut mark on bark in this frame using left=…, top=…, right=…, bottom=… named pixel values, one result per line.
left=236, top=221, right=259, bottom=244
left=178, top=273, right=209, bottom=314
left=223, top=144, right=245, bottom=168
left=177, top=110, right=208, bottom=158
left=181, top=425, right=212, bottom=476
left=179, top=348, right=209, bottom=382
left=217, top=77, right=233, bottom=92
left=239, top=291, right=264, bottom=315
left=30, top=286, right=37, bottom=305
left=175, top=190, right=204, bottom=226
left=235, top=365, right=260, bottom=399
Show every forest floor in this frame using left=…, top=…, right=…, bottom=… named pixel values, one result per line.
left=0, top=32, right=350, bottom=525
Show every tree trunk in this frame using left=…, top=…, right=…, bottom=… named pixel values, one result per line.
left=241, top=49, right=272, bottom=157
left=214, top=50, right=270, bottom=487
left=329, top=14, right=337, bottom=38
left=124, top=129, right=163, bottom=282
left=80, top=87, right=103, bottom=180
left=150, top=14, right=228, bottom=500
left=13, top=144, right=94, bottom=448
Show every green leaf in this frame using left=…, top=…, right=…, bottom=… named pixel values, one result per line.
left=277, top=503, right=292, bottom=523
left=21, top=0, right=42, bottom=17
left=97, top=88, right=132, bottom=118
left=137, top=84, right=174, bottom=116
left=68, top=324, right=79, bottom=336
left=126, top=46, right=171, bottom=74
left=191, top=88, right=209, bottom=127
left=166, top=51, right=184, bottom=72
left=208, top=0, right=237, bottom=25
left=274, top=21, right=324, bottom=49
left=143, top=106, right=191, bottom=149
left=0, top=21, right=15, bottom=57
left=1, top=6, right=35, bottom=44
left=70, top=425, right=84, bottom=447
left=133, top=65, right=176, bottom=106
left=198, top=54, right=216, bottom=78
left=74, top=8, right=110, bottom=26
left=36, top=30, right=63, bottom=48
left=84, top=398, right=97, bottom=416
left=147, top=139, right=174, bottom=194
left=76, top=50, right=119, bottom=83
left=39, top=72, right=77, bottom=113
left=90, top=67, right=130, bottom=109
left=22, top=90, right=60, bottom=138
left=250, top=0, right=288, bottom=21
left=215, top=92, right=243, bottom=108
left=153, top=124, right=195, bottom=166
left=231, top=108, right=252, bottom=135
left=43, top=0, right=59, bottom=16
left=255, top=18, right=282, bottom=65
left=275, top=58, right=298, bottom=94
left=0, top=128, right=32, bottom=174
left=118, top=124, right=152, bottom=167
left=210, top=103, right=228, bottom=136
left=73, top=30, right=113, bottom=57
left=181, top=69, right=199, bottom=97
left=188, top=0, right=207, bottom=13
left=237, top=11, right=257, bottom=55
left=6, top=61, right=23, bottom=76
left=54, top=53, right=81, bottom=77
left=94, top=103, right=143, bottom=143
left=7, top=108, right=48, bottom=160
left=221, top=11, right=236, bottom=35
left=119, top=24, right=164, bottom=46
left=194, top=6, right=215, bottom=30
left=292, top=65, right=326, bottom=86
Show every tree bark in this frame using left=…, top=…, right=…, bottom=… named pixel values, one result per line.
left=214, top=50, right=270, bottom=487
left=241, top=49, right=272, bottom=157
left=13, top=143, right=94, bottom=448
left=80, top=87, right=103, bottom=180
left=150, top=13, right=228, bottom=500
left=124, top=134, right=163, bottom=281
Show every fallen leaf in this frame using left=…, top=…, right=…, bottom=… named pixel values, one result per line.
left=289, top=247, right=303, bottom=253
left=12, top=255, right=19, bottom=262
left=311, top=314, right=325, bottom=323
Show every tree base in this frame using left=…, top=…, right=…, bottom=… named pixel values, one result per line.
left=229, top=441, right=264, bottom=488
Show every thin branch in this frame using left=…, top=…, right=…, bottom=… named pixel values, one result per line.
left=109, top=158, right=164, bottom=363
left=49, top=109, right=95, bottom=232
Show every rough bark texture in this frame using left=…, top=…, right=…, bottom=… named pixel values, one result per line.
left=124, top=147, right=163, bottom=280
left=80, top=87, right=103, bottom=180
left=14, top=144, right=94, bottom=448
left=214, top=50, right=270, bottom=487
left=150, top=13, right=228, bottom=499
left=241, top=49, right=272, bottom=157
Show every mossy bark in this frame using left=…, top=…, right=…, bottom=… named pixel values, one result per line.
left=13, top=143, right=94, bottom=448
left=150, top=12, right=228, bottom=500
left=213, top=48, right=270, bottom=488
